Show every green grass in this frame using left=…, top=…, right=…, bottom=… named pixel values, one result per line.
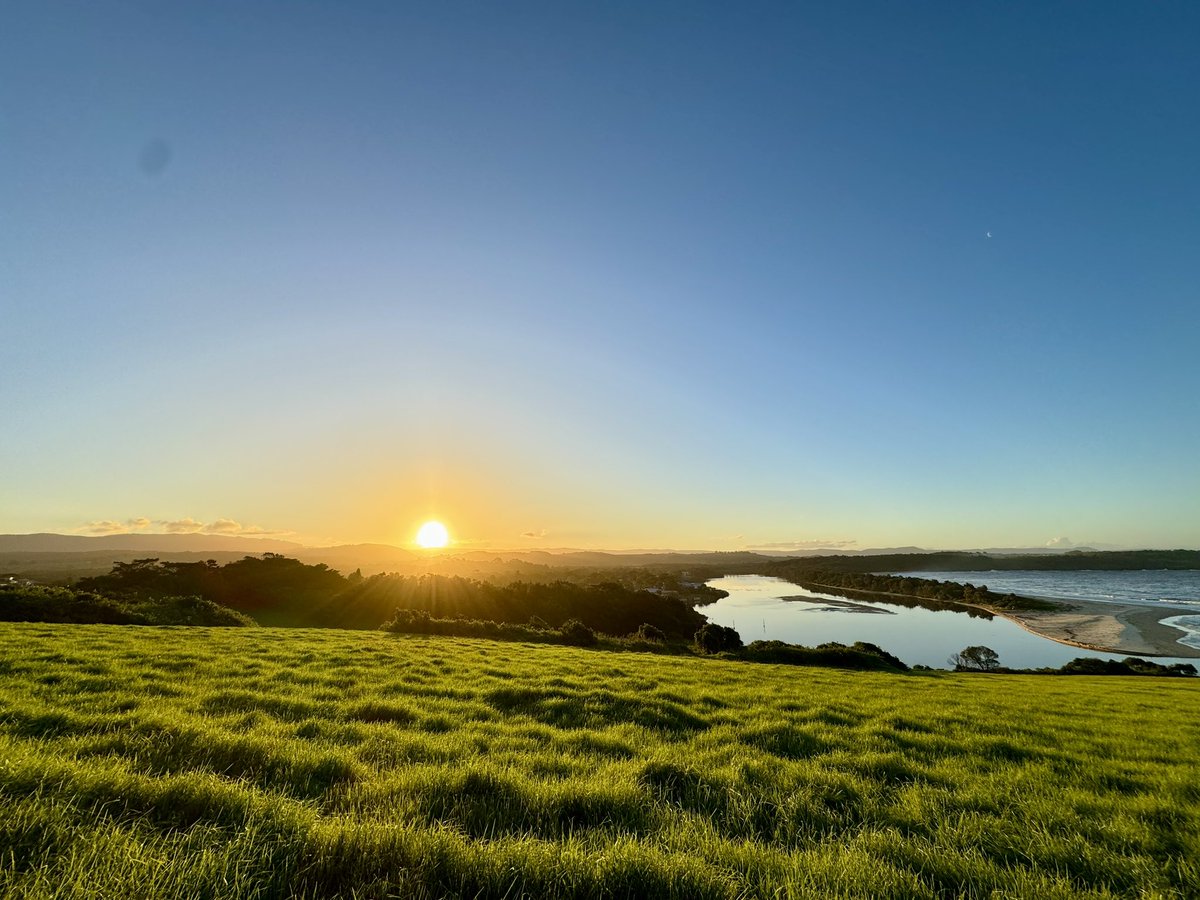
left=0, top=624, right=1197, bottom=899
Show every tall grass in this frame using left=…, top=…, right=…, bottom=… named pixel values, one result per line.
left=0, top=623, right=1197, bottom=898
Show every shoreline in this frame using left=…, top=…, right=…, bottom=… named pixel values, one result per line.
left=791, top=580, right=1200, bottom=659
left=995, top=597, right=1200, bottom=659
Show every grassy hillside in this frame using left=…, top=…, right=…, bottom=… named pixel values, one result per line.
left=1, top=624, right=1197, bottom=899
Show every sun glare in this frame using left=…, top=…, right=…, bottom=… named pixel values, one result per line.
left=415, top=520, right=450, bottom=549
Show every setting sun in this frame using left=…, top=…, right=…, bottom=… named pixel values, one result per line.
left=415, top=520, right=450, bottom=549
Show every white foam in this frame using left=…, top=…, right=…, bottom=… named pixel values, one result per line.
left=1160, top=615, right=1200, bottom=650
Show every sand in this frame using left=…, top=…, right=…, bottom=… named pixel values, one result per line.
left=787, top=580, right=1200, bottom=659
left=999, top=598, right=1200, bottom=659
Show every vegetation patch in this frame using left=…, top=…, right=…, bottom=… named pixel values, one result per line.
left=0, top=623, right=1197, bottom=899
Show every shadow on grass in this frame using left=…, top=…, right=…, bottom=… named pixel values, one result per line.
left=486, top=687, right=709, bottom=734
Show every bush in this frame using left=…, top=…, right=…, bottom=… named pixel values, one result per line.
left=744, top=640, right=908, bottom=672
left=382, top=608, right=434, bottom=632
left=635, top=623, right=666, bottom=642
left=1058, top=656, right=1199, bottom=677
left=694, top=623, right=742, bottom=654
left=0, top=584, right=254, bottom=626
left=843, top=641, right=908, bottom=671
left=560, top=618, right=598, bottom=646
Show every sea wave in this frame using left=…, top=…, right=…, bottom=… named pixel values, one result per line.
left=1160, top=615, right=1200, bottom=651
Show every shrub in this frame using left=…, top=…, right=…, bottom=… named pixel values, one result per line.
left=560, top=618, right=598, bottom=646
left=744, top=640, right=907, bottom=672
left=846, top=641, right=909, bottom=671
left=1058, top=657, right=1199, bottom=677
left=382, top=608, right=434, bottom=633
left=0, top=584, right=254, bottom=626
left=694, top=624, right=742, bottom=654
left=635, top=623, right=666, bottom=642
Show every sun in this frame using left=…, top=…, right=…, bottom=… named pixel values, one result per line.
left=415, top=520, right=450, bottom=549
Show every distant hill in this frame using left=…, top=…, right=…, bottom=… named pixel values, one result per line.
left=3, top=534, right=1195, bottom=584
left=752, top=545, right=1107, bottom=557
left=292, top=543, right=417, bottom=572
left=0, top=533, right=304, bottom=554
left=766, top=549, right=1200, bottom=576
left=751, top=546, right=929, bottom=557
left=450, top=549, right=771, bottom=568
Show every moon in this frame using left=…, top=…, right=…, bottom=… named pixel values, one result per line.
left=986, top=231, right=993, bottom=238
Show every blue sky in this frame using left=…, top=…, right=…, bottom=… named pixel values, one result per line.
left=3, top=2, right=1198, bottom=550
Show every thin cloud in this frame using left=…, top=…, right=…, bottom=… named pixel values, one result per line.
left=79, top=517, right=154, bottom=535
left=521, top=529, right=548, bottom=539
left=161, top=518, right=205, bottom=534
left=75, top=516, right=291, bottom=539
left=749, top=539, right=858, bottom=551
left=81, top=520, right=131, bottom=535
left=232, top=524, right=294, bottom=536
left=157, top=517, right=292, bottom=536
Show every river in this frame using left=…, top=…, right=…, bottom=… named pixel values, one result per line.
left=700, top=573, right=1200, bottom=670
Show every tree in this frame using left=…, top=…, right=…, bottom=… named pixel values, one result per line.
left=948, top=645, right=1000, bottom=671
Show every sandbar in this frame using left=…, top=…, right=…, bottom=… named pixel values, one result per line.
left=780, top=595, right=895, bottom=614
left=791, top=580, right=1200, bottom=659
left=997, top=598, right=1200, bottom=659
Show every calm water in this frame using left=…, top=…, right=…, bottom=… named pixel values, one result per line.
left=701, top=574, right=1200, bottom=670
left=897, top=570, right=1200, bottom=652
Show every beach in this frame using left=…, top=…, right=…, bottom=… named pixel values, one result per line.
left=1000, top=598, right=1200, bottom=659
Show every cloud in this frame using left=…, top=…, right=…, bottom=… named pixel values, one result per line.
left=1045, top=536, right=1075, bottom=549
left=161, top=517, right=205, bottom=534
left=204, top=520, right=293, bottom=536
left=230, top=524, right=293, bottom=536
left=80, top=517, right=154, bottom=535
left=749, top=539, right=858, bottom=551
left=82, top=520, right=131, bottom=535
left=157, top=517, right=292, bottom=536
left=521, top=529, right=548, bottom=539
left=76, top=516, right=293, bottom=538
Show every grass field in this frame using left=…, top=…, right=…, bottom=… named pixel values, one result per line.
left=1, top=623, right=1197, bottom=899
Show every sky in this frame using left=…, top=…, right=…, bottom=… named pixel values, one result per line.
left=3, top=2, right=1198, bottom=551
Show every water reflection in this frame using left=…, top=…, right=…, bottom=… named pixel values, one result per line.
left=701, top=575, right=1197, bottom=670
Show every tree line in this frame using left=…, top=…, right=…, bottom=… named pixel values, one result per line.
left=73, top=556, right=706, bottom=636
left=773, top=570, right=1058, bottom=613
left=764, top=549, right=1200, bottom=576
